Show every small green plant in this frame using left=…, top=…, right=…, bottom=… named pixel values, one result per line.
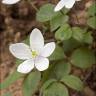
left=0, top=1, right=96, bottom=96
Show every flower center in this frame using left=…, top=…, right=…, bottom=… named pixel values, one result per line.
left=32, top=51, right=38, bottom=58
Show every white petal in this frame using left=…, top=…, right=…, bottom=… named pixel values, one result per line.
left=65, top=0, right=75, bottom=9
left=75, top=0, right=81, bottom=1
left=35, top=57, right=49, bottom=71
left=30, top=28, right=44, bottom=52
left=40, top=42, right=55, bottom=57
left=54, top=0, right=65, bottom=12
left=9, top=43, right=32, bottom=60
left=17, top=59, right=34, bottom=74
left=2, top=0, right=20, bottom=4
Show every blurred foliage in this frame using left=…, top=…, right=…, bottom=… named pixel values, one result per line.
left=3, top=92, right=12, bottom=96
left=87, top=3, right=96, bottom=29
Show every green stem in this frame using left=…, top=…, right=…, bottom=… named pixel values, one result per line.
left=74, top=10, right=80, bottom=25
left=28, top=0, right=47, bottom=33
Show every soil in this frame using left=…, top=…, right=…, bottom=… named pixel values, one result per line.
left=0, top=0, right=96, bottom=96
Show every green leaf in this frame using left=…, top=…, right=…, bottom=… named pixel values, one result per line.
left=50, top=13, right=69, bottom=31
left=61, top=75, right=83, bottom=91
left=55, top=24, right=72, bottom=41
left=36, top=3, right=57, bottom=22
left=16, top=59, right=24, bottom=65
left=0, top=71, right=23, bottom=89
left=49, top=45, right=65, bottom=61
left=42, top=61, right=71, bottom=83
left=23, top=36, right=30, bottom=45
left=42, top=82, right=69, bottom=96
left=61, top=8, right=70, bottom=14
left=87, top=17, right=96, bottom=29
left=63, top=38, right=81, bottom=53
left=88, top=3, right=96, bottom=16
left=72, top=27, right=84, bottom=42
left=83, top=32, right=93, bottom=44
left=23, top=71, right=41, bottom=96
left=41, top=79, right=57, bottom=91
left=71, top=47, right=96, bottom=68
left=54, top=61, right=71, bottom=79
left=42, top=64, right=56, bottom=82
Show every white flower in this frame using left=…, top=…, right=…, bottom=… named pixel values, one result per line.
left=54, top=0, right=81, bottom=12
left=9, top=28, right=55, bottom=74
left=2, top=0, right=20, bottom=4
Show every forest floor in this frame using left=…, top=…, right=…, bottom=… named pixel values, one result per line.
left=0, top=0, right=96, bottom=96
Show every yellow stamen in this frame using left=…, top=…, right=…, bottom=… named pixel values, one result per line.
left=32, top=51, right=38, bottom=58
